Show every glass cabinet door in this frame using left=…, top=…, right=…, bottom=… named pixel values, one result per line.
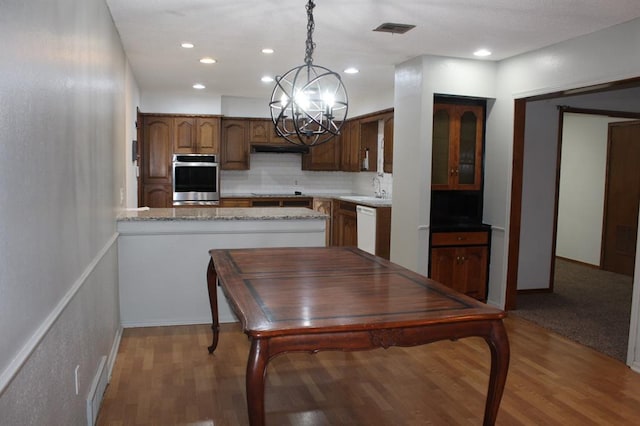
left=458, top=109, right=479, bottom=185
left=431, top=103, right=483, bottom=190
left=432, top=107, right=451, bottom=186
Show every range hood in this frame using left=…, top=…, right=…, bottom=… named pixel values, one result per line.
left=251, top=144, right=309, bottom=154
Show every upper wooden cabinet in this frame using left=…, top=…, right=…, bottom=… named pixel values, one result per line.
left=339, top=108, right=393, bottom=173
left=248, top=119, right=286, bottom=145
left=383, top=113, right=394, bottom=173
left=431, top=103, right=484, bottom=190
left=302, top=135, right=341, bottom=171
left=173, top=116, right=221, bottom=154
left=340, top=119, right=361, bottom=172
left=221, top=119, right=250, bottom=170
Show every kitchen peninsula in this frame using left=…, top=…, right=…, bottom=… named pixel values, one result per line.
left=117, top=207, right=327, bottom=327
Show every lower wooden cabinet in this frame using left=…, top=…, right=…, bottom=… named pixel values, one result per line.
left=429, top=229, right=490, bottom=301
left=142, top=184, right=172, bottom=208
left=312, top=198, right=333, bottom=246
left=333, top=200, right=358, bottom=247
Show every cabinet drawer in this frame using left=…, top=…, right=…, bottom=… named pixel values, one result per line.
left=431, top=231, right=488, bottom=246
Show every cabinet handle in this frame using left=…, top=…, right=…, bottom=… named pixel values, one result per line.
left=457, top=236, right=465, bottom=241
left=450, top=168, right=455, bottom=176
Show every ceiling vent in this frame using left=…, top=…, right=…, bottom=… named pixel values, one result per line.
left=373, top=22, right=415, bottom=34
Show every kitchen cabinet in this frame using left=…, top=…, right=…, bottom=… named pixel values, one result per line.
left=141, top=184, right=172, bottom=208
left=251, top=197, right=312, bottom=208
left=219, top=197, right=312, bottom=208
left=339, top=108, right=393, bottom=173
left=248, top=119, right=286, bottom=145
left=139, top=115, right=173, bottom=208
left=221, top=119, right=250, bottom=170
left=429, top=229, right=490, bottom=301
left=219, top=198, right=252, bottom=207
left=372, top=206, right=392, bottom=259
left=141, top=115, right=173, bottom=184
left=359, top=118, right=379, bottom=172
left=312, top=197, right=333, bottom=246
left=173, top=116, right=221, bottom=154
left=431, top=103, right=484, bottom=190
left=302, top=135, right=341, bottom=171
left=383, top=113, right=394, bottom=173
left=340, top=119, right=361, bottom=172
left=333, top=200, right=358, bottom=246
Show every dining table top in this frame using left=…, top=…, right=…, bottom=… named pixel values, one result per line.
left=209, top=246, right=505, bottom=338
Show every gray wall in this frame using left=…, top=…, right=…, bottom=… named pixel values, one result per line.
left=0, top=0, right=126, bottom=423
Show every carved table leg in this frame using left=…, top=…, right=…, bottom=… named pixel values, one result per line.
left=206, top=259, right=220, bottom=354
left=246, top=338, right=269, bottom=426
left=482, top=320, right=510, bottom=426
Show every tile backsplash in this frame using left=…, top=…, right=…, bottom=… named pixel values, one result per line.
left=220, top=153, right=393, bottom=198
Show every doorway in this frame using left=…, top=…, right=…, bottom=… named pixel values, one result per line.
left=506, top=86, right=640, bottom=363
left=602, top=121, right=640, bottom=276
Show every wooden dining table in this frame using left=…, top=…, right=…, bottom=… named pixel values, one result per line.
left=206, top=246, right=509, bottom=425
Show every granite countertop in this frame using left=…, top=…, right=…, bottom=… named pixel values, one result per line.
left=430, top=222, right=492, bottom=232
left=221, top=192, right=393, bottom=207
left=118, top=207, right=328, bottom=222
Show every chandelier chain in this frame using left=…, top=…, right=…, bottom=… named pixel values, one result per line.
left=304, top=0, right=316, bottom=66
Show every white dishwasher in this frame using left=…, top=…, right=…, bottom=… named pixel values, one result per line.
left=356, top=205, right=377, bottom=255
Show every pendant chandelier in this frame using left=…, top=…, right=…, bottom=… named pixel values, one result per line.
left=269, top=0, right=348, bottom=146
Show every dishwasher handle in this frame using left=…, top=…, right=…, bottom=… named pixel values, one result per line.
left=356, top=205, right=376, bottom=216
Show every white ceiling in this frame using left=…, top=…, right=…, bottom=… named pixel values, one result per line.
left=106, top=0, right=640, bottom=103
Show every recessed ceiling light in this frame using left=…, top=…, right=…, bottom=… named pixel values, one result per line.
left=474, top=49, right=492, bottom=57
left=181, top=42, right=194, bottom=49
left=344, top=67, right=359, bottom=74
left=262, top=48, right=274, bottom=54
left=193, top=83, right=205, bottom=89
left=261, top=76, right=274, bottom=83
left=200, top=57, right=216, bottom=64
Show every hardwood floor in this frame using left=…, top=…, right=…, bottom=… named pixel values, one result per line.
left=97, top=317, right=640, bottom=425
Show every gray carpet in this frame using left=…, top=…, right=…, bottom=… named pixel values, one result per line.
left=511, top=258, right=633, bottom=362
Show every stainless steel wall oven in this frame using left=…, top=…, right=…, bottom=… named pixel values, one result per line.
left=172, top=154, right=219, bottom=205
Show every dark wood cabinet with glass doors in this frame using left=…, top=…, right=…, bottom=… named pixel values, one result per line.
left=431, top=103, right=484, bottom=190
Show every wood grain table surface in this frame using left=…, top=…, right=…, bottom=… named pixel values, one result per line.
left=206, top=246, right=509, bottom=425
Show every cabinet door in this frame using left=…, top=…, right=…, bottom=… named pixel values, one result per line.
left=302, top=136, right=341, bottom=170
left=221, top=119, right=249, bottom=170
left=249, top=119, right=271, bottom=143
left=340, top=119, right=360, bottom=172
left=196, top=117, right=220, bottom=153
left=142, top=184, right=172, bottom=208
left=173, top=117, right=196, bottom=153
left=219, top=198, right=252, bottom=207
left=456, top=246, right=488, bottom=300
left=431, top=104, right=483, bottom=190
left=430, top=247, right=458, bottom=289
left=313, top=198, right=333, bottom=246
left=430, top=246, right=488, bottom=300
left=383, top=114, right=394, bottom=173
left=334, top=201, right=358, bottom=246
left=142, top=116, right=172, bottom=183
left=456, top=105, right=483, bottom=189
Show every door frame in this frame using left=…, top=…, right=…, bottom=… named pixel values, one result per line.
left=506, top=77, right=640, bottom=310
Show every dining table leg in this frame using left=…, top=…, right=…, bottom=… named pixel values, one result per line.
left=246, top=338, right=269, bottom=426
left=206, top=259, right=220, bottom=354
left=482, top=320, right=510, bottom=426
